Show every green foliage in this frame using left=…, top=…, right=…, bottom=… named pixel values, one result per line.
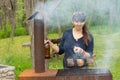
left=89, top=25, right=118, bottom=35
left=48, top=23, right=73, bottom=34
left=16, top=0, right=28, bottom=36
left=16, top=0, right=26, bottom=27
left=0, top=22, right=28, bottom=39
left=0, top=0, right=28, bottom=39
left=48, top=56, right=63, bottom=69
left=14, top=26, right=28, bottom=36
left=0, top=22, right=11, bottom=39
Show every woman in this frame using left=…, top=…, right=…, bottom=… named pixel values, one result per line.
left=45, top=11, right=94, bottom=69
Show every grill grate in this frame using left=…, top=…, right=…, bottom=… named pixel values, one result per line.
left=57, top=68, right=111, bottom=76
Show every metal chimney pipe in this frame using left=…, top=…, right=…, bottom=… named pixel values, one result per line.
left=34, top=19, right=45, bottom=73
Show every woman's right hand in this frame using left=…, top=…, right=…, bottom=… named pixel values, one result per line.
left=44, top=40, right=59, bottom=53
left=44, top=40, right=49, bottom=44
left=44, top=40, right=52, bottom=46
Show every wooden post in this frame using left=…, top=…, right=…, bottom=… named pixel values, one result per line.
left=34, top=19, right=45, bottom=73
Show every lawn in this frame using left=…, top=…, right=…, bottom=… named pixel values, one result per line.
left=0, top=32, right=120, bottom=80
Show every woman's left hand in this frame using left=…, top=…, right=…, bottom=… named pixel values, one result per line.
left=74, top=46, right=90, bottom=57
left=74, top=46, right=84, bottom=54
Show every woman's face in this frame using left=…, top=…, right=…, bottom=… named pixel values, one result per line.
left=73, top=21, right=85, bottom=30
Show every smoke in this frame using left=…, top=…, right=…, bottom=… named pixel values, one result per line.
left=33, top=0, right=120, bottom=61
left=34, top=2, right=46, bottom=19
left=33, top=0, right=120, bottom=28
left=99, top=38, right=115, bottom=68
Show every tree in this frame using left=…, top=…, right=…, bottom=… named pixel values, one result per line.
left=0, top=0, right=16, bottom=40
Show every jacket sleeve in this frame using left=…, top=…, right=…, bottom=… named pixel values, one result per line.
left=58, top=32, right=66, bottom=55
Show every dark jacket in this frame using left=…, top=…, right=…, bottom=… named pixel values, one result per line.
left=58, top=29, right=94, bottom=68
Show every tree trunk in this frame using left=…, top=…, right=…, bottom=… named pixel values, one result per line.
left=9, top=0, right=16, bottom=41
left=2, top=0, right=7, bottom=32
left=0, top=1, right=2, bottom=29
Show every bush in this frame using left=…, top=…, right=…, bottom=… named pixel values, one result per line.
left=14, top=27, right=28, bottom=36
left=0, top=22, right=28, bottom=39
left=0, top=22, right=11, bottom=39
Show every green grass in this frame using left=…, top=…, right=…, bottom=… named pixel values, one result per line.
left=0, top=36, right=32, bottom=80
left=0, top=32, right=120, bottom=80
left=93, top=33, right=120, bottom=80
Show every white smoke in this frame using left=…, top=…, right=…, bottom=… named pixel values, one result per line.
left=33, top=0, right=120, bottom=28
left=100, top=38, right=115, bottom=68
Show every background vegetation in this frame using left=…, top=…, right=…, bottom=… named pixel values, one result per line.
left=0, top=0, right=28, bottom=39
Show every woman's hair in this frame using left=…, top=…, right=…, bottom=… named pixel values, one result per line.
left=72, top=11, right=90, bottom=45
left=82, top=24, right=90, bottom=45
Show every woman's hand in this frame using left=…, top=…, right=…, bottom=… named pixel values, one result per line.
left=73, top=46, right=90, bottom=58
left=74, top=46, right=84, bottom=54
left=44, top=39, right=59, bottom=53
left=44, top=40, right=53, bottom=46
left=44, top=40, right=50, bottom=44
